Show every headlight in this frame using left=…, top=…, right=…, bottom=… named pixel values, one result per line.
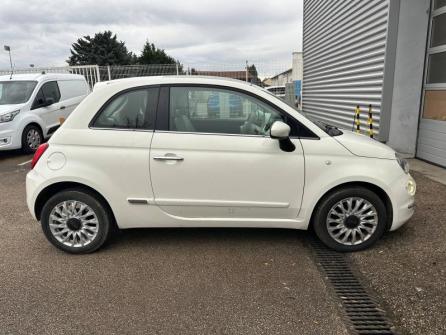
left=0, top=110, right=20, bottom=123
left=406, top=179, right=416, bottom=196
left=395, top=153, right=410, bottom=174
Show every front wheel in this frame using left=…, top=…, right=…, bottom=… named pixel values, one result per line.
left=22, top=124, right=43, bottom=154
left=40, top=189, right=111, bottom=254
left=313, top=187, right=387, bottom=252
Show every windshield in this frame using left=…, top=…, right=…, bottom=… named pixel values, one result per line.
left=0, top=81, right=37, bottom=105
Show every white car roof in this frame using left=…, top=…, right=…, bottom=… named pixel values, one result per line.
left=0, top=72, right=86, bottom=82
left=94, top=75, right=254, bottom=90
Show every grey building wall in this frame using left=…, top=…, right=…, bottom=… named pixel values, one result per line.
left=302, top=0, right=432, bottom=156
left=302, top=0, right=390, bottom=138
left=386, top=0, right=430, bottom=156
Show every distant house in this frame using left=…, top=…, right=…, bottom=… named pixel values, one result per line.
left=268, top=68, right=293, bottom=87
left=267, top=52, right=303, bottom=87
left=192, top=70, right=258, bottom=83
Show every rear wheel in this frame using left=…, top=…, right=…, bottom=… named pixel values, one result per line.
left=40, top=189, right=111, bottom=254
left=313, top=187, right=387, bottom=252
left=22, top=124, right=42, bottom=154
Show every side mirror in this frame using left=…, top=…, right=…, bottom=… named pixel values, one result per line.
left=36, top=97, right=45, bottom=106
left=270, top=121, right=295, bottom=152
left=270, top=121, right=291, bottom=139
left=43, top=97, right=55, bottom=107
left=36, top=97, right=54, bottom=108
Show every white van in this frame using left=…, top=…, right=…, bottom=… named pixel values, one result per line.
left=0, top=73, right=89, bottom=153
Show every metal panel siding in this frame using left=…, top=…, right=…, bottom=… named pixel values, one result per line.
left=417, top=119, right=446, bottom=167
left=302, top=0, right=390, bottom=136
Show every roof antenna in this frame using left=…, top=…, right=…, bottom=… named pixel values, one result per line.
left=4, top=45, right=13, bottom=79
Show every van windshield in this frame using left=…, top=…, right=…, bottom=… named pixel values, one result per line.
left=0, top=81, right=37, bottom=105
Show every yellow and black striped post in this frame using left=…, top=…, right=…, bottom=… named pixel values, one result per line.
left=368, top=104, right=373, bottom=138
left=355, top=105, right=361, bottom=134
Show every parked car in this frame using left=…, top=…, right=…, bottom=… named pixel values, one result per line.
left=26, top=76, right=416, bottom=254
left=0, top=73, right=89, bottom=153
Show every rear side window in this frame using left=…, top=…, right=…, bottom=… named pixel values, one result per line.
left=58, top=80, right=88, bottom=100
left=92, top=88, right=159, bottom=130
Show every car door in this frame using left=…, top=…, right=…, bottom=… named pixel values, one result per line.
left=149, top=85, right=305, bottom=221
left=86, top=86, right=159, bottom=227
left=31, top=81, right=62, bottom=135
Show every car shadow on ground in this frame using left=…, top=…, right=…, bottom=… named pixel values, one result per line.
left=0, top=149, right=27, bottom=160
left=105, top=227, right=312, bottom=251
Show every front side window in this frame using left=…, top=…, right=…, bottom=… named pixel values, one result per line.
left=0, top=81, right=37, bottom=105
left=41, top=81, right=61, bottom=102
left=92, top=88, right=158, bottom=129
left=169, top=86, right=293, bottom=136
left=32, top=81, right=61, bottom=109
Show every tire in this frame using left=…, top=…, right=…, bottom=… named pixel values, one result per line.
left=40, top=189, right=111, bottom=254
left=22, top=124, right=43, bottom=154
left=313, top=186, right=387, bottom=252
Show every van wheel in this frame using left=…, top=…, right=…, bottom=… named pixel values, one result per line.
left=40, top=189, right=111, bottom=254
left=313, top=187, right=387, bottom=252
left=22, top=124, right=43, bottom=153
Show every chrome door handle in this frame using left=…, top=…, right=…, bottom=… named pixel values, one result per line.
left=153, top=155, right=184, bottom=161
left=60, top=106, right=66, bottom=110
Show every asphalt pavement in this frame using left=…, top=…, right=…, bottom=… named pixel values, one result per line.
left=350, top=171, right=446, bottom=335
left=0, top=151, right=348, bottom=335
left=1, top=151, right=445, bottom=335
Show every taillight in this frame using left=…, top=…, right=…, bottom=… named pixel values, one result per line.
left=31, top=143, right=49, bottom=169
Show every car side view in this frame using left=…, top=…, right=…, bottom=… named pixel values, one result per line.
left=26, top=76, right=416, bottom=254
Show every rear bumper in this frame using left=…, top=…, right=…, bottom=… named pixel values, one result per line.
left=26, top=169, right=44, bottom=220
left=389, top=174, right=416, bottom=231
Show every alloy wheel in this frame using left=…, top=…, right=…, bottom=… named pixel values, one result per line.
left=26, top=129, right=41, bottom=150
left=48, top=200, right=99, bottom=248
left=326, top=197, right=378, bottom=246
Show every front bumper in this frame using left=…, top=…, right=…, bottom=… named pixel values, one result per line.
left=0, top=127, right=21, bottom=150
left=389, top=173, right=416, bottom=231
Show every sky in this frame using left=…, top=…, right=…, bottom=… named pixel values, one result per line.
left=0, top=0, right=303, bottom=73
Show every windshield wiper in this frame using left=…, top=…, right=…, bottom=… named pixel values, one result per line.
left=324, top=124, right=343, bottom=136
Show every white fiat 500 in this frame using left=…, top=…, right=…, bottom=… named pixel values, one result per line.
left=26, top=76, right=416, bottom=254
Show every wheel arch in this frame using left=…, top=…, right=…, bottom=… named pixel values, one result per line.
left=309, top=181, right=393, bottom=231
left=22, top=122, right=44, bottom=139
left=34, top=181, right=117, bottom=226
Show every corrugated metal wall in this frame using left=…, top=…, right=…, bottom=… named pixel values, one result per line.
left=302, top=0, right=390, bottom=137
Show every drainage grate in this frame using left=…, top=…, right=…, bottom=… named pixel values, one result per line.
left=311, top=241, right=396, bottom=335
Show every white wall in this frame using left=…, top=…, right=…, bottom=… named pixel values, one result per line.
left=292, top=52, right=303, bottom=81
left=386, top=0, right=430, bottom=156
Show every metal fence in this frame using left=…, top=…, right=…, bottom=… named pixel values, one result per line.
left=0, top=65, right=101, bottom=89
left=0, top=63, right=299, bottom=106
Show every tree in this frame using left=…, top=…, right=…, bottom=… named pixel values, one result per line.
left=67, top=31, right=134, bottom=66
left=138, top=41, right=177, bottom=65
left=247, top=64, right=260, bottom=85
left=247, top=64, right=258, bottom=78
